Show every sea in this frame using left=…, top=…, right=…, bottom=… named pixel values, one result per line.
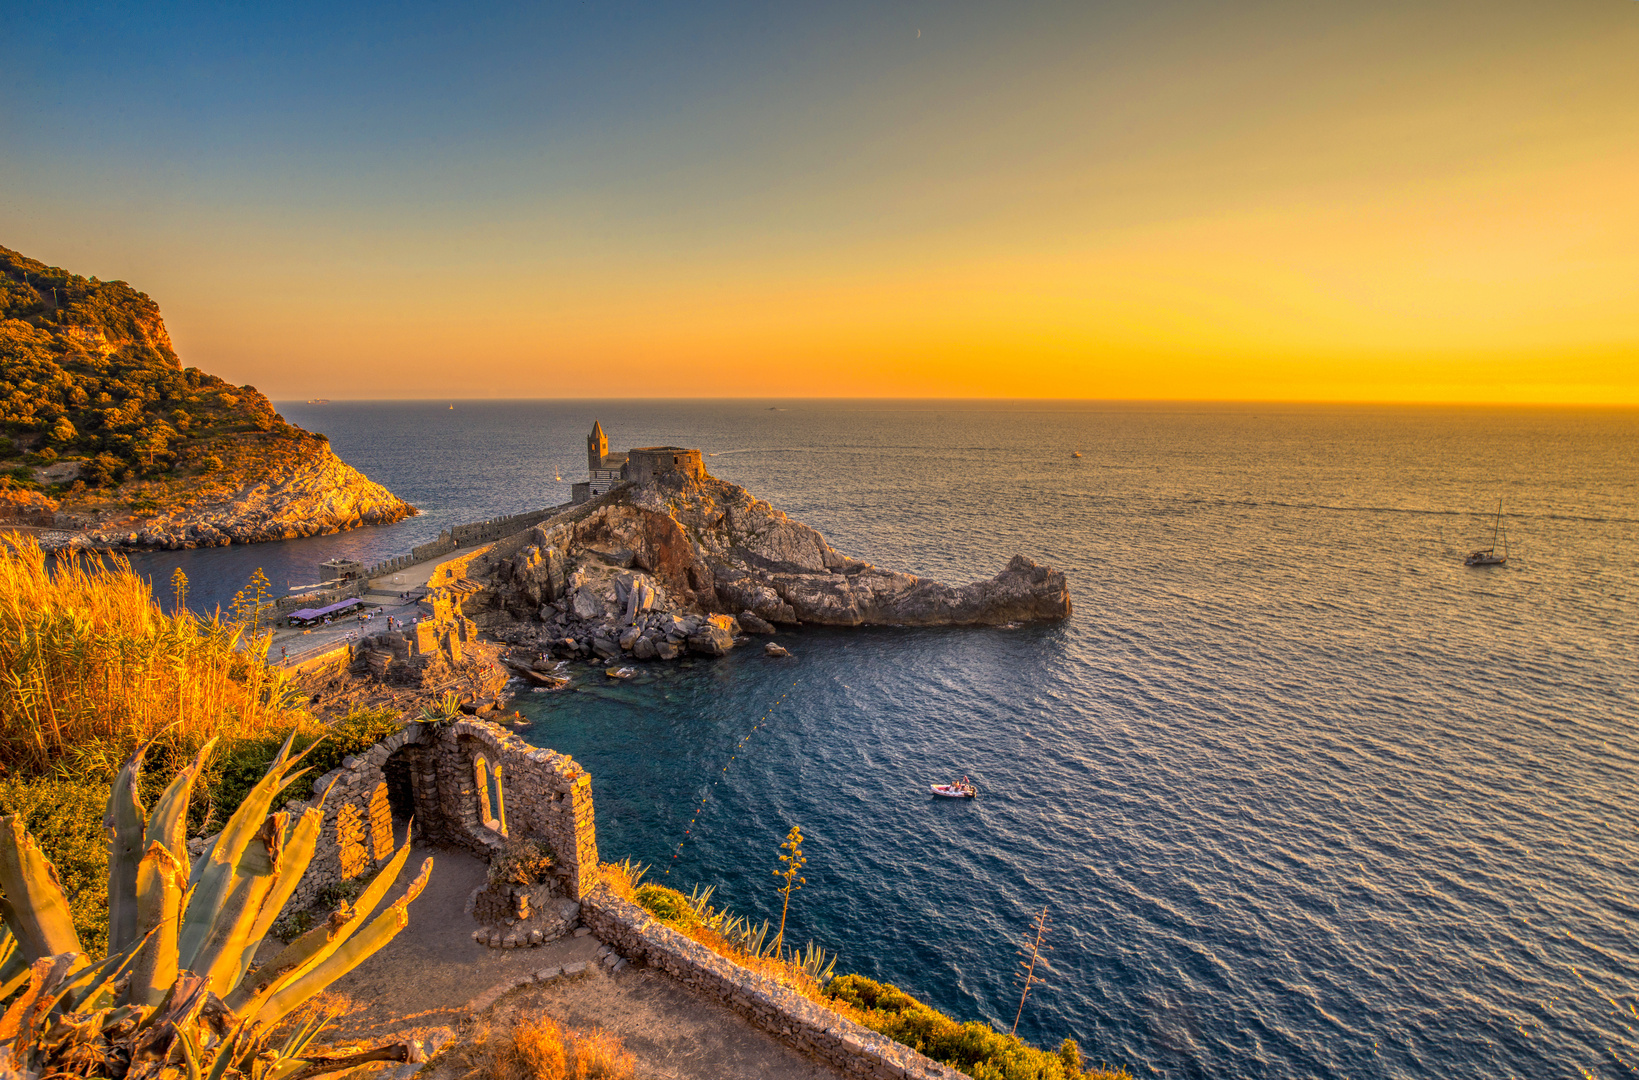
left=130, top=400, right=1639, bottom=1080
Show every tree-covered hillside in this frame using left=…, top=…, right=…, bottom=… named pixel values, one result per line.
left=0, top=244, right=327, bottom=510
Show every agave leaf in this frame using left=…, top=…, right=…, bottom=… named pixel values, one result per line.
left=69, top=925, right=157, bottom=1012
left=0, top=818, right=84, bottom=966
left=228, top=837, right=415, bottom=1021
left=236, top=805, right=326, bottom=988
left=221, top=913, right=345, bottom=1016
left=128, top=971, right=208, bottom=1071
left=263, top=1057, right=314, bottom=1080
left=256, top=858, right=431, bottom=1027
left=191, top=732, right=301, bottom=890
left=104, top=744, right=149, bottom=956
left=43, top=940, right=140, bottom=1015
left=0, top=954, right=77, bottom=1047
left=0, top=924, right=19, bottom=984
left=205, top=1021, right=247, bottom=1080
left=192, top=815, right=285, bottom=997
left=277, top=1009, right=332, bottom=1059
left=178, top=1023, right=204, bottom=1080
left=127, top=842, right=187, bottom=1007
left=179, top=744, right=310, bottom=967
left=147, top=739, right=217, bottom=866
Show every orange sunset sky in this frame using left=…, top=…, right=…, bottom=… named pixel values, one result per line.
left=2, top=1, right=1636, bottom=403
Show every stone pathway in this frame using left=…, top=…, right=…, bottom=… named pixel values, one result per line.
left=327, top=846, right=847, bottom=1080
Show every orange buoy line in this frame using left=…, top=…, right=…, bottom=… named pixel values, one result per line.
left=666, top=682, right=798, bottom=875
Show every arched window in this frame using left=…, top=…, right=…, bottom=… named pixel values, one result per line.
left=474, top=755, right=506, bottom=835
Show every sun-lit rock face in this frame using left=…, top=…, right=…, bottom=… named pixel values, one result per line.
left=500, top=470, right=1072, bottom=628
left=83, top=444, right=415, bottom=548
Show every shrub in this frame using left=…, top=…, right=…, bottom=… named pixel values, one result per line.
left=498, top=1015, right=568, bottom=1080
left=824, top=974, right=1131, bottom=1080
left=0, top=774, right=111, bottom=956
left=488, top=836, right=557, bottom=889
left=448, top=1017, right=635, bottom=1080
left=633, top=883, right=699, bottom=931
left=205, top=705, right=403, bottom=826
left=569, top=1027, right=637, bottom=1079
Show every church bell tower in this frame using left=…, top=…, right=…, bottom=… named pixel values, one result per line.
left=586, top=420, right=608, bottom=472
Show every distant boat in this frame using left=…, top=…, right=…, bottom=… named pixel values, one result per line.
left=306, top=398, right=330, bottom=405
left=1071, top=450, right=1082, bottom=458
left=448, top=404, right=454, bottom=410
left=931, top=777, right=977, bottom=799
left=1465, top=499, right=1509, bottom=567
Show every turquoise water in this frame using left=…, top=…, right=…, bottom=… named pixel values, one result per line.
left=139, top=401, right=1639, bottom=1078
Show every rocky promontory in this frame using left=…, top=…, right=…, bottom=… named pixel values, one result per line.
left=458, top=470, right=1069, bottom=665
left=81, top=443, right=415, bottom=548
left=0, top=243, right=415, bottom=549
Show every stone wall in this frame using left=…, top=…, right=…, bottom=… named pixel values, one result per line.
left=279, top=717, right=600, bottom=916
left=623, top=447, right=704, bottom=485
left=580, top=886, right=966, bottom=1080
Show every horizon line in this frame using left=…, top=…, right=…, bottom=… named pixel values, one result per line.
left=270, top=395, right=1639, bottom=409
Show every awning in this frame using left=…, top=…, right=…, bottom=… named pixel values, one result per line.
left=289, top=597, right=364, bottom=621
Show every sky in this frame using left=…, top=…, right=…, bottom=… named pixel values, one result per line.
left=3, top=1, right=1637, bottom=403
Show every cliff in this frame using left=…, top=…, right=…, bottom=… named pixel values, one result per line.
left=0, top=244, right=414, bottom=546
left=486, top=471, right=1069, bottom=661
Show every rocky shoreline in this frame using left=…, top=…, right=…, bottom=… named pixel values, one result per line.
left=27, top=443, right=416, bottom=551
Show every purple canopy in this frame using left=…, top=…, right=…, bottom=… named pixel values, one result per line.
left=289, top=597, right=364, bottom=622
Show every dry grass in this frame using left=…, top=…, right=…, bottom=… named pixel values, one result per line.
left=443, top=1016, right=635, bottom=1080
left=0, top=532, right=301, bottom=775
left=600, top=861, right=829, bottom=1004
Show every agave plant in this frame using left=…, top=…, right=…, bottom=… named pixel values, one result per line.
left=414, top=694, right=463, bottom=726
left=0, top=734, right=432, bottom=1080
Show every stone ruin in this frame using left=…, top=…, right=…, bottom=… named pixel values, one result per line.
left=270, top=715, right=599, bottom=949
left=350, top=556, right=495, bottom=691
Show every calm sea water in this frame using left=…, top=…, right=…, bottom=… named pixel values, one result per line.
left=139, top=401, right=1639, bottom=1079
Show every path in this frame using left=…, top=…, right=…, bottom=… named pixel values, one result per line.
left=328, top=846, right=847, bottom=1080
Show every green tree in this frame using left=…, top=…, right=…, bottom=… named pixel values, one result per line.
left=771, top=824, right=807, bottom=957
left=171, top=566, right=188, bottom=612
left=47, top=415, right=76, bottom=445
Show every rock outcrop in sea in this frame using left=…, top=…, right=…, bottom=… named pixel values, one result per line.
left=480, top=470, right=1069, bottom=664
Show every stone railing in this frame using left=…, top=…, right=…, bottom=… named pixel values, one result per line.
left=580, top=886, right=966, bottom=1080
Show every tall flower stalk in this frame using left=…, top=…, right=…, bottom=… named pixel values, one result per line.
left=772, top=824, right=807, bottom=957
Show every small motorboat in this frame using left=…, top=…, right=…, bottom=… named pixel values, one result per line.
left=1071, top=450, right=1082, bottom=458
left=931, top=779, right=977, bottom=799
left=606, top=666, right=637, bottom=680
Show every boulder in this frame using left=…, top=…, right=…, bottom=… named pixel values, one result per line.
left=655, top=639, right=683, bottom=660
left=737, top=611, right=776, bottom=634
left=591, top=637, right=621, bottom=660
left=571, top=586, right=605, bottom=620
left=764, top=642, right=790, bottom=658
left=687, top=625, right=734, bottom=656
left=632, top=637, right=657, bottom=660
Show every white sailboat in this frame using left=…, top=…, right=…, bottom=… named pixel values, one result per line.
left=1465, top=499, right=1509, bottom=567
